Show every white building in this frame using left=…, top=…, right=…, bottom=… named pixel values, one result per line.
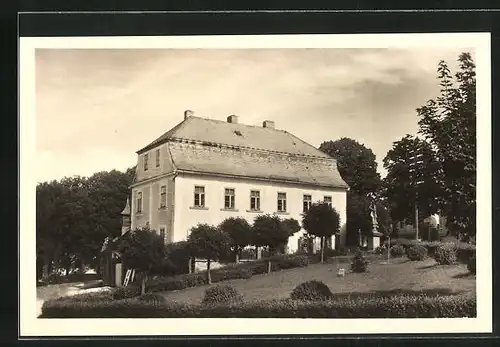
left=129, top=110, right=349, bottom=253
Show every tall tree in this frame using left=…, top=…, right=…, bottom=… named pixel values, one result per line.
left=302, top=202, right=340, bottom=263
left=416, top=53, right=476, bottom=238
left=319, top=138, right=382, bottom=244
left=382, top=134, right=442, bottom=223
left=319, top=137, right=381, bottom=194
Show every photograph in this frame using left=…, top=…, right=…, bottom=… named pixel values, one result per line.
left=19, top=33, right=491, bottom=336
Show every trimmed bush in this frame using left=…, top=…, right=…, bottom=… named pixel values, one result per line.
left=136, top=293, right=166, bottom=304
left=467, top=255, right=476, bottom=274
left=290, top=280, right=333, bottom=301
left=390, top=245, right=406, bottom=258
left=40, top=293, right=476, bottom=318
left=406, top=245, right=428, bottom=261
left=374, top=245, right=387, bottom=255
left=112, top=286, right=141, bottom=300
left=434, top=244, right=458, bottom=265
left=350, top=249, right=369, bottom=273
left=202, top=284, right=243, bottom=305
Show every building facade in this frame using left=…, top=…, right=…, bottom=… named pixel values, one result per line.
left=129, top=111, right=349, bottom=253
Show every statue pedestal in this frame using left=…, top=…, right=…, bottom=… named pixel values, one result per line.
left=368, top=231, right=383, bottom=250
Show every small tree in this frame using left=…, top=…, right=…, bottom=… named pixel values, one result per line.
left=117, top=225, right=166, bottom=294
left=281, top=218, right=301, bottom=253
left=302, top=202, right=341, bottom=263
left=187, top=223, right=231, bottom=284
left=252, top=214, right=289, bottom=273
left=219, top=217, right=253, bottom=263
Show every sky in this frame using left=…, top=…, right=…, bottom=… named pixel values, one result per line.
left=35, top=47, right=471, bottom=183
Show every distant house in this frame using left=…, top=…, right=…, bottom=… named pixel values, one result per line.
left=128, top=110, right=349, bottom=253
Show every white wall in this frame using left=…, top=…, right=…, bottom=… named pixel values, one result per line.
left=173, top=173, right=347, bottom=253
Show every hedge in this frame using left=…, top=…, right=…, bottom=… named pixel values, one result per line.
left=40, top=293, right=476, bottom=318
left=390, top=239, right=475, bottom=262
left=146, top=254, right=310, bottom=293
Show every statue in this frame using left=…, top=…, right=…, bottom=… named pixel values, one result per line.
left=367, top=192, right=378, bottom=233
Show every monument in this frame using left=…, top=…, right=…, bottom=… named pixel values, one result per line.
left=367, top=193, right=383, bottom=250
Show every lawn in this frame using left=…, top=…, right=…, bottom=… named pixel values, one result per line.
left=159, top=257, right=476, bottom=304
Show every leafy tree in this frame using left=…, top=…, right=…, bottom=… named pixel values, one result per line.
left=282, top=218, right=301, bottom=237
left=219, top=217, right=253, bottom=263
left=319, top=138, right=382, bottom=245
left=281, top=218, right=302, bottom=252
left=252, top=214, right=289, bottom=273
left=187, top=224, right=231, bottom=284
left=36, top=167, right=136, bottom=279
left=302, top=202, right=341, bottom=263
left=416, top=53, right=476, bottom=238
left=319, top=137, right=381, bottom=194
left=382, top=135, right=442, bottom=223
left=117, top=225, right=166, bottom=294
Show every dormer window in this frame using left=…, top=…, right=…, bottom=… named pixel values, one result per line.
left=144, top=153, right=149, bottom=171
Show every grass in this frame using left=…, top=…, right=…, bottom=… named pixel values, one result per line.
left=159, top=257, right=475, bottom=304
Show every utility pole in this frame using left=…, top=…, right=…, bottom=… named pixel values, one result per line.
left=408, top=146, right=424, bottom=242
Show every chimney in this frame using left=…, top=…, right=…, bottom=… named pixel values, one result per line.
left=184, top=109, right=194, bottom=120
left=227, top=115, right=239, bottom=124
left=263, top=120, right=275, bottom=129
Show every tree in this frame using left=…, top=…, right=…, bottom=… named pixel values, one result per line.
left=252, top=214, right=289, bottom=273
left=187, top=224, right=231, bottom=284
left=319, top=138, right=382, bottom=245
left=282, top=218, right=301, bottom=237
left=281, top=218, right=301, bottom=252
left=416, top=53, right=476, bottom=238
left=319, top=137, right=381, bottom=194
left=219, top=217, right=253, bottom=263
left=117, top=225, right=166, bottom=294
left=36, top=167, right=136, bottom=280
left=382, top=135, right=442, bottom=224
left=302, top=202, right=341, bottom=263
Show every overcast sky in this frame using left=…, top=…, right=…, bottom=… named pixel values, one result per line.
left=35, top=48, right=471, bottom=183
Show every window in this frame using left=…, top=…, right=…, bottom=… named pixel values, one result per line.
left=250, top=190, right=260, bottom=211
left=324, top=196, right=332, bottom=207
left=143, top=153, right=149, bottom=171
left=277, top=192, right=287, bottom=212
left=159, top=227, right=166, bottom=243
left=155, top=149, right=160, bottom=167
left=224, top=188, right=235, bottom=209
left=136, top=192, right=143, bottom=213
left=194, top=186, right=205, bottom=207
left=160, top=185, right=167, bottom=208
left=303, top=194, right=312, bottom=213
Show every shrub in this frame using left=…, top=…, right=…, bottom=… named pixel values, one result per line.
left=390, top=245, right=406, bottom=258
left=202, top=284, right=243, bottom=305
left=374, top=245, right=387, bottom=255
left=151, top=241, right=191, bottom=276
left=136, top=293, right=166, bottom=304
left=467, top=255, right=476, bottom=274
left=406, top=245, right=428, bottom=261
left=434, top=244, right=458, bottom=265
left=271, top=254, right=309, bottom=270
left=350, top=249, right=369, bottom=273
left=456, top=243, right=476, bottom=264
left=41, top=293, right=476, bottom=318
left=290, top=280, right=333, bottom=301
left=112, top=286, right=141, bottom=300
